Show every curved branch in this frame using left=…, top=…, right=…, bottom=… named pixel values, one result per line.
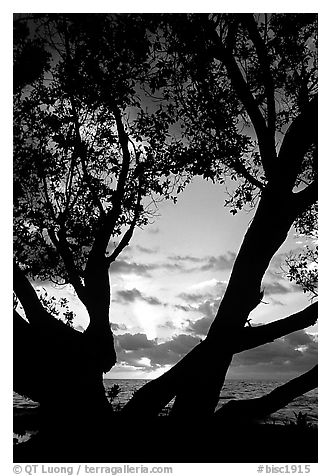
left=47, top=228, right=87, bottom=305
left=231, top=158, right=265, bottom=190
left=13, top=262, right=46, bottom=325
left=277, top=95, right=318, bottom=189
left=292, top=180, right=318, bottom=216
left=107, top=177, right=143, bottom=265
left=121, top=303, right=317, bottom=418
left=235, top=302, right=318, bottom=353
left=215, top=365, right=317, bottom=421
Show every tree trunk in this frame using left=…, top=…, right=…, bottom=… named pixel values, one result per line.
left=123, top=185, right=301, bottom=419
left=14, top=261, right=115, bottom=443
left=14, top=308, right=112, bottom=445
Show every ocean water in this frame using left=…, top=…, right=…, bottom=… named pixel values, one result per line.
left=103, top=379, right=318, bottom=425
left=13, top=378, right=318, bottom=426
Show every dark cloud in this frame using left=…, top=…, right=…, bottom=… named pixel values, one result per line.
left=112, top=326, right=317, bottom=377
left=159, top=252, right=236, bottom=274
left=264, top=281, right=295, bottom=295
left=116, top=288, right=143, bottom=303
left=183, top=298, right=220, bottom=337
left=111, top=322, right=128, bottom=332
left=231, top=330, right=317, bottom=374
left=161, top=262, right=187, bottom=272
left=115, top=288, right=163, bottom=306
left=145, top=296, right=163, bottom=305
left=110, top=260, right=155, bottom=276
left=199, top=252, right=236, bottom=271
left=116, top=333, right=156, bottom=351
left=136, top=245, right=158, bottom=254
left=168, top=254, right=205, bottom=263
left=115, top=333, right=200, bottom=369
left=173, top=304, right=194, bottom=312
left=186, top=315, right=213, bottom=336
left=285, top=330, right=313, bottom=347
left=196, top=299, right=219, bottom=318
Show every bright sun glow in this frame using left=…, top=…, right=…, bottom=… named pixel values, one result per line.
left=133, top=300, right=159, bottom=340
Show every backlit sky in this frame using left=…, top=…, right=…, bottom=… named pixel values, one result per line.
left=34, top=176, right=317, bottom=380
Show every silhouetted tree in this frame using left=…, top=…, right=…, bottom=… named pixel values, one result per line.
left=13, top=13, right=317, bottom=459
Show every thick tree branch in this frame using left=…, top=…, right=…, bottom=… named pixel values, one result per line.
left=204, top=17, right=276, bottom=179
left=122, top=303, right=317, bottom=418
left=107, top=178, right=143, bottom=265
left=47, top=228, right=87, bottom=305
left=235, top=302, right=317, bottom=353
left=277, top=95, right=318, bottom=189
left=292, top=180, right=318, bottom=216
left=209, top=184, right=298, bottom=335
left=231, top=158, right=265, bottom=190
left=13, top=262, right=47, bottom=325
left=215, top=365, right=317, bottom=421
left=69, top=96, right=106, bottom=219
left=85, top=104, right=132, bottom=276
left=240, top=14, right=276, bottom=133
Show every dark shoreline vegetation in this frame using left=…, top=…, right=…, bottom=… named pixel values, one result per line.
left=14, top=378, right=318, bottom=463
left=14, top=406, right=318, bottom=463
left=14, top=13, right=318, bottom=463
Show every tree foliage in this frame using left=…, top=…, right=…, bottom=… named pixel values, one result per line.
left=13, top=13, right=318, bottom=460
left=14, top=14, right=185, bottom=285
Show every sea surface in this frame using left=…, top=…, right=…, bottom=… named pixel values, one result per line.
left=14, top=378, right=318, bottom=427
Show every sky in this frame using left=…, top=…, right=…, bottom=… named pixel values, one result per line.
left=33, top=175, right=317, bottom=380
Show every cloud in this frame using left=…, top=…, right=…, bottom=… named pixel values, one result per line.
left=183, top=297, right=220, bottom=337
left=160, top=252, right=236, bottom=274
left=136, top=245, right=159, bottom=254
left=168, top=254, right=205, bottom=263
left=178, top=291, right=211, bottom=303
left=111, top=326, right=317, bottom=378
left=147, top=226, right=160, bottom=234
left=264, top=281, right=297, bottom=295
left=173, top=304, right=194, bottom=312
left=111, top=322, right=128, bottom=332
left=161, top=262, right=187, bottom=272
left=110, top=260, right=155, bottom=276
left=186, top=315, right=214, bottom=336
left=231, top=330, right=317, bottom=374
left=116, top=333, right=156, bottom=351
left=178, top=281, right=225, bottom=305
left=199, top=252, right=236, bottom=271
left=115, top=332, right=200, bottom=369
left=115, top=288, right=163, bottom=306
